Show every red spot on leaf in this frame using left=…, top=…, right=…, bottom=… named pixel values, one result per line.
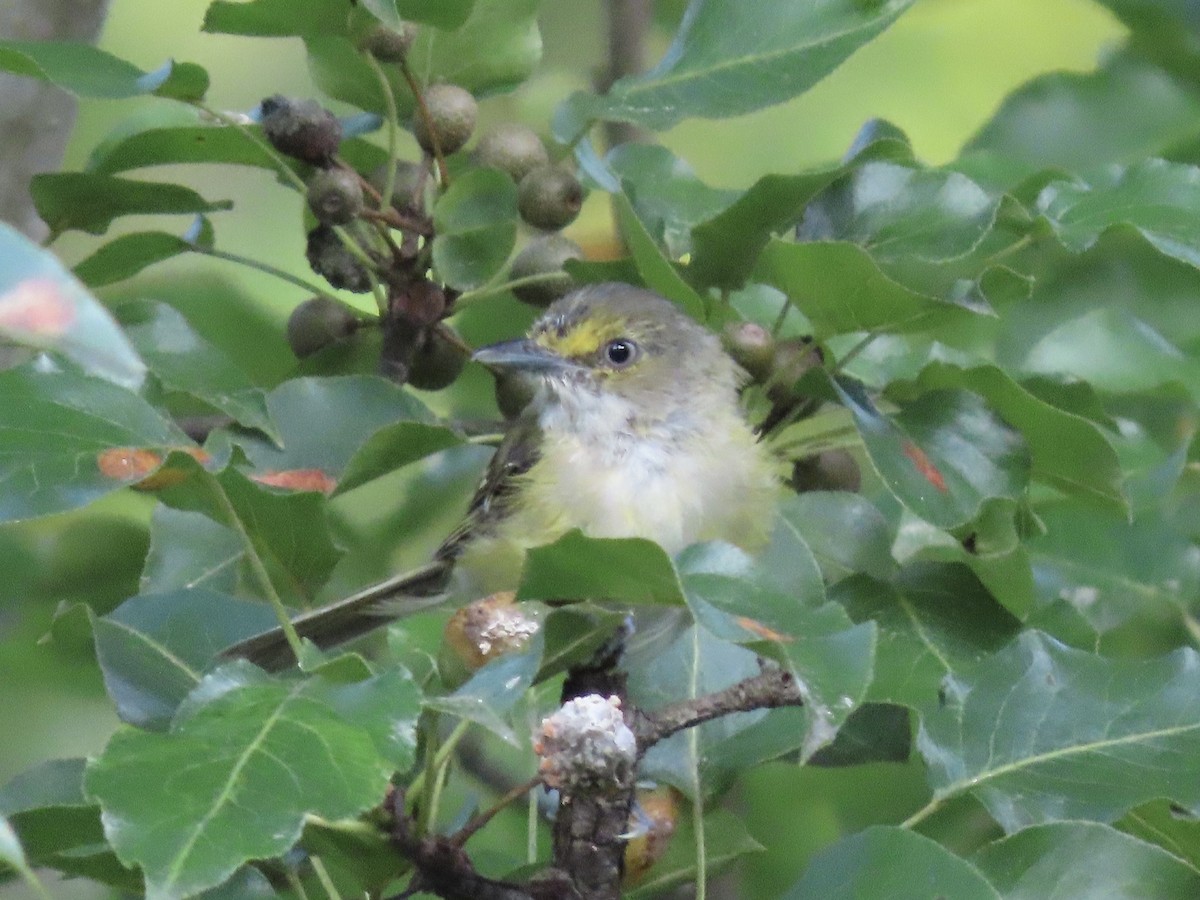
left=902, top=441, right=948, bottom=492
left=0, top=278, right=76, bottom=337
left=252, top=468, right=336, bottom=494
left=736, top=616, right=793, bottom=643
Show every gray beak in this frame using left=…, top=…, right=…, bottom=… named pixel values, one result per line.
left=472, top=338, right=578, bottom=374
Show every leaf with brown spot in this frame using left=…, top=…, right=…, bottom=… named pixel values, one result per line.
left=251, top=469, right=337, bottom=494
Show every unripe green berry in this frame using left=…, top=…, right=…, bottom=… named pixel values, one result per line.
left=473, top=123, right=549, bottom=183
left=261, top=95, right=342, bottom=165
left=412, top=84, right=477, bottom=156
left=306, top=168, right=364, bottom=225
left=369, top=160, right=424, bottom=210
left=360, top=22, right=416, bottom=62
left=517, top=165, right=585, bottom=231
left=406, top=326, right=468, bottom=390
left=286, top=297, right=359, bottom=358
left=509, top=234, right=584, bottom=307
left=494, top=370, right=538, bottom=419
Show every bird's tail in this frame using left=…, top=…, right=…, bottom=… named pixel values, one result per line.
left=221, top=560, right=453, bottom=671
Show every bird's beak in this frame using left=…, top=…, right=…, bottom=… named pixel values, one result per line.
left=472, top=339, right=578, bottom=374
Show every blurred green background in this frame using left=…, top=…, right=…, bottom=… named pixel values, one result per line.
left=2, top=0, right=1124, bottom=896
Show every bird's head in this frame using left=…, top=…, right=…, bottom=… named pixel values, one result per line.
left=473, top=284, right=740, bottom=425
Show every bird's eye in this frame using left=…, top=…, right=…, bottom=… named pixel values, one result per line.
left=604, top=339, right=637, bottom=367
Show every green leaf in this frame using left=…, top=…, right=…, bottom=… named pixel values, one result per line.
left=1038, top=160, right=1200, bottom=270
left=432, top=168, right=518, bottom=290
left=833, top=564, right=1021, bottom=710
left=0, top=222, right=146, bottom=388
left=517, top=531, right=685, bottom=606
left=0, top=40, right=206, bottom=100
left=85, top=662, right=394, bottom=900
left=783, top=825, right=999, bottom=899
left=1119, top=801, right=1200, bottom=872
left=779, top=492, right=896, bottom=583
left=604, top=143, right=738, bottom=258
left=972, top=821, right=1200, bottom=899
left=31, top=173, right=231, bottom=237
left=836, top=380, right=1031, bottom=530
left=612, top=192, right=707, bottom=320
left=88, top=114, right=285, bottom=176
left=961, top=52, right=1200, bottom=187
left=1026, top=503, right=1200, bottom=640
left=756, top=239, right=987, bottom=339
left=409, top=0, right=542, bottom=98
left=807, top=703, right=912, bottom=767
left=627, top=806, right=763, bottom=898
left=895, top=362, right=1125, bottom=513
left=120, top=300, right=277, bottom=439
left=222, top=375, right=456, bottom=490
left=203, top=0, right=348, bottom=37
left=140, top=507, right=244, bottom=596
left=93, top=590, right=281, bottom=729
left=0, top=365, right=188, bottom=522
left=917, top=631, right=1200, bottom=831
left=368, top=0, right=475, bottom=29
left=556, top=0, right=917, bottom=136
left=302, top=667, right=421, bottom=770
left=74, top=231, right=195, bottom=287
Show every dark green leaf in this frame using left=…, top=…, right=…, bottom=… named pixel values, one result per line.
left=833, top=564, right=1021, bottom=710
left=31, top=173, right=231, bottom=237
left=74, top=231, right=194, bottom=287
left=302, top=667, right=421, bottom=769
left=895, top=362, right=1125, bottom=513
left=918, top=631, right=1200, bottom=831
left=120, top=300, right=276, bottom=439
left=972, top=821, right=1200, bottom=899
left=807, top=703, right=912, bottom=767
left=203, top=0, right=348, bottom=36
left=557, top=0, right=917, bottom=135
left=518, top=531, right=685, bottom=606
left=140, top=507, right=249, bottom=596
left=367, top=0, right=475, bottom=29
left=85, top=662, right=394, bottom=899
left=409, top=0, right=542, bottom=98
left=432, top=168, right=518, bottom=290
left=961, top=53, right=1200, bottom=187
left=779, top=492, right=896, bottom=583
left=1119, top=801, right=1200, bottom=872
left=88, top=114, right=284, bottom=176
left=0, top=40, right=206, bottom=99
left=0, top=222, right=146, bottom=388
left=836, top=381, right=1031, bottom=530
left=94, top=590, right=281, bottom=729
left=756, top=239, right=988, bottom=339
left=612, top=192, right=706, bottom=320
left=626, top=807, right=762, bottom=898
left=1038, top=159, right=1200, bottom=270
left=224, top=375, right=452, bottom=488
left=605, top=143, right=738, bottom=258
left=783, top=825, right=999, bottom=899
left=0, top=365, right=188, bottom=522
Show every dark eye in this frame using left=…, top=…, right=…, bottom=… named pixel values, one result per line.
left=604, top=339, right=637, bottom=367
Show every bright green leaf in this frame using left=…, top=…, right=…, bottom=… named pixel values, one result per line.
left=202, top=0, right=348, bottom=37
left=432, top=168, right=518, bottom=290
left=0, top=40, right=206, bottom=100
left=612, top=192, right=706, bottom=320
left=518, top=531, right=685, bottom=606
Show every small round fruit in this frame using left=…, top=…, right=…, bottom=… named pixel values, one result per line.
left=305, top=225, right=373, bottom=293
left=722, top=322, right=776, bottom=383
left=792, top=449, right=862, bottom=493
left=473, top=123, right=549, bottom=183
left=260, top=96, right=342, bottom=165
left=286, top=297, right=359, bottom=358
left=359, top=22, right=416, bottom=62
left=306, top=168, right=364, bottom=225
left=509, top=234, right=583, bottom=307
left=517, top=165, right=584, bottom=231
left=407, top=325, right=468, bottom=390
left=494, top=370, right=538, bottom=419
left=412, top=83, right=477, bottom=156
left=369, top=159, right=424, bottom=210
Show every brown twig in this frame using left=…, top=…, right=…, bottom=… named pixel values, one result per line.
left=399, top=60, right=451, bottom=187
left=451, top=776, right=542, bottom=848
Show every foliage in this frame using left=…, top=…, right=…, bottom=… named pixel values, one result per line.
left=2, top=0, right=1200, bottom=897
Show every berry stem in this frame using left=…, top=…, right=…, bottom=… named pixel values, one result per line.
left=455, top=272, right=569, bottom=307
left=363, top=51, right=403, bottom=212
left=189, top=244, right=347, bottom=305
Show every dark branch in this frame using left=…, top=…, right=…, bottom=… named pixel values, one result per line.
left=634, top=665, right=803, bottom=752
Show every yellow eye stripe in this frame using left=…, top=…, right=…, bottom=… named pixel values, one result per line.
left=535, top=313, right=627, bottom=359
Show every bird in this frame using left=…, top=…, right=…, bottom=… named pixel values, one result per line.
left=225, top=282, right=780, bottom=669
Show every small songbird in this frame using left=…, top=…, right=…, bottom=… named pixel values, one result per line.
left=227, top=283, right=779, bottom=668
